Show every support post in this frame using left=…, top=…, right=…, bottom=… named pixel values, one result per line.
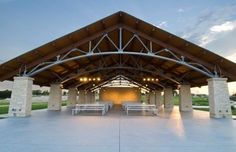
left=48, top=83, right=62, bottom=110
left=91, top=92, right=95, bottom=103
left=85, top=91, right=92, bottom=103
left=207, top=78, right=232, bottom=118
left=164, top=87, right=173, bottom=109
left=67, top=88, right=78, bottom=108
left=119, top=27, right=123, bottom=52
left=155, top=90, right=162, bottom=107
left=179, top=84, right=192, bottom=111
left=149, top=91, right=155, bottom=104
left=8, top=77, right=34, bottom=117
left=78, top=90, right=86, bottom=103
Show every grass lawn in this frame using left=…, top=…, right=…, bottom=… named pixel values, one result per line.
left=173, top=96, right=209, bottom=106
left=0, top=101, right=67, bottom=115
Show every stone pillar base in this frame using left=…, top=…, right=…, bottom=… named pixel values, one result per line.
left=48, top=83, right=62, bottom=111
left=164, top=88, right=173, bottom=109
left=8, top=77, right=34, bottom=117
left=155, top=90, right=162, bottom=107
left=78, top=90, right=85, bottom=103
left=85, top=91, right=92, bottom=103
left=91, top=92, right=95, bottom=103
left=67, top=88, right=77, bottom=108
left=179, top=85, right=192, bottom=112
left=207, top=78, right=232, bottom=118
left=149, top=91, right=155, bottom=105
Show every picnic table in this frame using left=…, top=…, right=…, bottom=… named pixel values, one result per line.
left=72, top=103, right=107, bottom=115
left=122, top=102, right=158, bottom=115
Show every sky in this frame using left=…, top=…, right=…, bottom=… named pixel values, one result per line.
left=0, top=0, right=236, bottom=94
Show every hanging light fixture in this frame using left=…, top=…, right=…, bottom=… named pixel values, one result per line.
left=142, top=77, right=159, bottom=82
left=79, top=77, right=101, bottom=82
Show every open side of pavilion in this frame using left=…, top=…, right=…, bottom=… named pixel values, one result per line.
left=0, top=11, right=236, bottom=118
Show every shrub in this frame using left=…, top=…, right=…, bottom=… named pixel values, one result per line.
left=0, top=90, right=11, bottom=99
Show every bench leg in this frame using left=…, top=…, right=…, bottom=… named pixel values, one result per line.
left=102, top=109, right=105, bottom=116
left=153, top=110, right=158, bottom=116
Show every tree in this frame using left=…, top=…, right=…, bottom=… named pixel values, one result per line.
left=230, top=93, right=236, bottom=101
left=32, top=90, right=42, bottom=96
left=0, top=90, right=12, bottom=99
left=42, top=90, right=49, bottom=96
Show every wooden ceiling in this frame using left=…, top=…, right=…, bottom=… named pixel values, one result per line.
left=0, top=11, right=236, bottom=90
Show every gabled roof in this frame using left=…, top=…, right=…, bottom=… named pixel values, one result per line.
left=0, top=11, right=236, bottom=90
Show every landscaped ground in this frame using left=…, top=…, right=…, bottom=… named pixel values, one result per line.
left=0, top=100, right=67, bottom=115
left=0, top=96, right=235, bottom=115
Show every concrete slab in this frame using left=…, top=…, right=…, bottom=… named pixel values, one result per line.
left=0, top=106, right=236, bottom=152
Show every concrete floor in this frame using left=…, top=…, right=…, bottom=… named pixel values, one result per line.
left=0, top=106, right=236, bottom=152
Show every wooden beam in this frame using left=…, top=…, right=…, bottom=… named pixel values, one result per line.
left=122, top=24, right=235, bottom=79
left=0, top=24, right=120, bottom=81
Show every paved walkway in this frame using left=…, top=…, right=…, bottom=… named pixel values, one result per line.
left=0, top=106, right=236, bottom=152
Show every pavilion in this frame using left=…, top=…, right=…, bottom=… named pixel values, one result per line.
left=0, top=11, right=236, bottom=118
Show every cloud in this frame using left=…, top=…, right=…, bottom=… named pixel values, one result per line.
left=177, top=8, right=184, bottom=13
left=158, top=21, right=167, bottom=28
left=181, top=4, right=236, bottom=41
left=180, top=4, right=236, bottom=58
left=210, top=21, right=236, bottom=32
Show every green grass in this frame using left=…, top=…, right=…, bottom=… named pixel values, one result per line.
left=173, top=96, right=179, bottom=105
left=0, top=106, right=9, bottom=115
left=0, top=100, right=9, bottom=105
left=192, top=97, right=209, bottom=106
left=194, top=108, right=236, bottom=115
left=173, top=96, right=209, bottom=106
left=0, top=101, right=67, bottom=115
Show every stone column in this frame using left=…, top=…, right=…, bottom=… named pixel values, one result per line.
left=78, top=90, right=85, bottom=103
left=8, top=77, right=34, bottom=117
left=149, top=91, right=155, bottom=104
left=48, top=83, right=62, bottom=110
left=91, top=92, right=95, bottom=103
left=164, top=87, right=173, bottom=109
left=146, top=92, right=150, bottom=104
left=67, top=87, right=77, bottom=108
left=85, top=91, right=92, bottom=103
left=155, top=90, right=162, bottom=107
left=207, top=78, right=232, bottom=118
left=179, top=84, right=192, bottom=111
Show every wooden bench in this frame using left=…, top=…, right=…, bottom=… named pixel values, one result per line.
left=72, top=104, right=107, bottom=116
left=125, top=103, right=158, bottom=115
left=98, top=101, right=113, bottom=109
left=122, top=101, right=140, bottom=111
left=122, top=102, right=140, bottom=110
